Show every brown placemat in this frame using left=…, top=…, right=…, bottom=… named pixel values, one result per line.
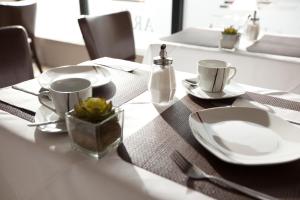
left=93, top=69, right=149, bottom=107
left=0, top=100, right=35, bottom=122
left=118, top=95, right=300, bottom=200
left=245, top=92, right=300, bottom=112
left=0, top=68, right=149, bottom=122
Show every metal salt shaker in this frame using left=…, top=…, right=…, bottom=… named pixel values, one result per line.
left=148, top=44, right=176, bottom=105
left=246, top=11, right=260, bottom=41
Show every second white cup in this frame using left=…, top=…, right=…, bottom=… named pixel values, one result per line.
left=38, top=78, right=92, bottom=118
left=197, top=60, right=236, bottom=93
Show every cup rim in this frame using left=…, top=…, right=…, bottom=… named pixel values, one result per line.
left=198, top=59, right=231, bottom=68
left=50, top=78, right=91, bottom=93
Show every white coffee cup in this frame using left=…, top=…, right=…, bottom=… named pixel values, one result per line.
left=197, top=60, right=236, bottom=93
left=38, top=78, right=92, bottom=118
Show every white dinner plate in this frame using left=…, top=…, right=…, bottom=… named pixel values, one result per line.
left=189, top=107, right=300, bottom=165
left=182, top=81, right=245, bottom=100
left=38, top=65, right=111, bottom=89
left=35, top=106, right=67, bottom=133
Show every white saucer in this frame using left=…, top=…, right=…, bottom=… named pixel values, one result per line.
left=38, top=65, right=111, bottom=89
left=189, top=107, right=300, bottom=165
left=35, top=106, right=67, bottom=133
left=182, top=80, right=245, bottom=100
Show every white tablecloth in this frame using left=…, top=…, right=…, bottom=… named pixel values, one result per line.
left=0, top=62, right=211, bottom=200
left=1, top=59, right=300, bottom=200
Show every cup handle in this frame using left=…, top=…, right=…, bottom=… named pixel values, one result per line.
left=227, top=67, right=237, bottom=83
left=38, top=91, right=56, bottom=112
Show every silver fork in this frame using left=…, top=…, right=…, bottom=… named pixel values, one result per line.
left=170, top=150, right=279, bottom=200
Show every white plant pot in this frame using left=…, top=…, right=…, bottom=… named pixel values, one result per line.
left=220, top=34, right=240, bottom=49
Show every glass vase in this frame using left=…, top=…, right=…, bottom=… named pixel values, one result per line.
left=65, top=108, right=124, bottom=159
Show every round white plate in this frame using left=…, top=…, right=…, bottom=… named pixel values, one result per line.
left=38, top=65, right=111, bottom=89
left=35, top=106, right=67, bottom=133
left=182, top=81, right=245, bottom=100
left=189, top=107, right=300, bottom=165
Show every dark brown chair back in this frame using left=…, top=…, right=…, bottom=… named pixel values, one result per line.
left=78, top=11, right=136, bottom=61
left=0, top=26, right=34, bottom=88
left=0, top=0, right=42, bottom=73
left=0, top=0, right=36, bottom=39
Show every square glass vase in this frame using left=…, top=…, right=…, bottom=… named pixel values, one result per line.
left=219, top=33, right=240, bottom=50
left=65, top=108, right=124, bottom=159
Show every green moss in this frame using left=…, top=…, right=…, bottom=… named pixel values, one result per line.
left=74, top=97, right=115, bottom=123
left=223, top=26, right=238, bottom=35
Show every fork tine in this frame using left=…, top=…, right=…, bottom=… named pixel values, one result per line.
left=171, top=151, right=184, bottom=166
left=171, top=151, right=278, bottom=200
left=170, top=150, right=192, bottom=173
left=174, top=150, right=193, bottom=168
left=170, top=152, right=185, bottom=171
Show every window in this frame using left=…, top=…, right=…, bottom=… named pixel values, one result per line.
left=36, top=0, right=82, bottom=44
left=88, top=0, right=172, bottom=53
left=35, top=0, right=300, bottom=55
left=183, top=0, right=300, bottom=36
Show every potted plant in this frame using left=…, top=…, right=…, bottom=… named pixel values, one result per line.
left=65, top=97, right=124, bottom=159
left=220, top=26, right=240, bottom=49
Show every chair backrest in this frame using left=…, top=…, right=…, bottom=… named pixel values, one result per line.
left=0, top=26, right=34, bottom=88
left=0, top=0, right=37, bottom=39
left=78, top=11, right=136, bottom=61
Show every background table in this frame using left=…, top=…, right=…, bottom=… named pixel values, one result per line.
left=143, top=29, right=300, bottom=94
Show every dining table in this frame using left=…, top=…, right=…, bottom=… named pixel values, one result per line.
left=143, top=28, right=300, bottom=94
left=0, top=57, right=300, bottom=200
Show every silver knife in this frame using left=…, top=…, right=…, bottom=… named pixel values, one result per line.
left=12, top=85, right=38, bottom=96
left=93, top=63, right=136, bottom=72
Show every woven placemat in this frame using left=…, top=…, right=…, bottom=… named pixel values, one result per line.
left=245, top=92, right=300, bottom=112
left=0, top=100, right=35, bottom=122
left=93, top=69, right=149, bottom=107
left=0, top=69, right=149, bottom=122
left=118, top=94, right=300, bottom=200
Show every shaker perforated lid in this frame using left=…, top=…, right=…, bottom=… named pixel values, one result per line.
left=153, top=44, right=173, bottom=66
left=251, top=11, right=259, bottom=22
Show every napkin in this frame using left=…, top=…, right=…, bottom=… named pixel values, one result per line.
left=92, top=57, right=142, bottom=72
left=0, top=79, right=41, bottom=112
left=233, top=98, right=300, bottom=125
left=12, top=78, right=42, bottom=96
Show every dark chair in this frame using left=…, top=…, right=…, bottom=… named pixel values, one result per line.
left=0, top=26, right=34, bottom=88
left=78, top=11, right=136, bottom=61
left=0, top=0, right=42, bottom=73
